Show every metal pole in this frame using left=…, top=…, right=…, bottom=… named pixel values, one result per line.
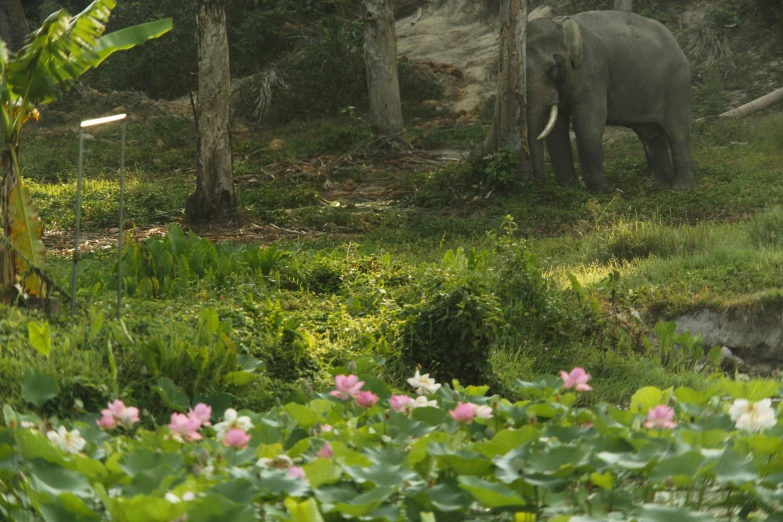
left=117, top=122, right=126, bottom=319
left=71, top=128, right=85, bottom=315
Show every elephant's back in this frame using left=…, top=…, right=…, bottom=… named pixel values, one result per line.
left=571, top=10, right=687, bottom=61
left=572, top=11, right=689, bottom=73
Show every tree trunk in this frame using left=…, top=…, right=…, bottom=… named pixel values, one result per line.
left=719, top=87, right=783, bottom=119
left=363, top=0, right=406, bottom=144
left=0, top=0, right=29, bottom=53
left=0, top=150, right=16, bottom=300
left=484, top=0, right=532, bottom=181
left=613, top=0, right=633, bottom=11
left=186, top=0, right=236, bottom=224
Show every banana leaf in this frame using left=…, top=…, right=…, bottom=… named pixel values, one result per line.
left=7, top=181, right=46, bottom=297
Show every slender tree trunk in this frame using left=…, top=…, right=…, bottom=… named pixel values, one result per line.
left=363, top=0, right=407, bottom=144
left=484, top=0, right=532, bottom=181
left=1, top=149, right=16, bottom=299
left=0, top=0, right=29, bottom=53
left=719, top=87, right=783, bottom=118
left=613, top=0, right=633, bottom=11
left=186, top=0, right=236, bottom=224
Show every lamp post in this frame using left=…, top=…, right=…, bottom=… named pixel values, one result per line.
left=71, top=114, right=127, bottom=318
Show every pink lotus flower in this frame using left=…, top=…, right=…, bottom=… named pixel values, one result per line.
left=354, top=391, right=379, bottom=409
left=287, top=466, right=306, bottom=479
left=222, top=428, right=251, bottom=449
left=168, top=413, right=202, bottom=442
left=560, top=367, right=592, bottom=391
left=96, top=414, right=117, bottom=430
left=329, top=374, right=364, bottom=400
left=321, top=424, right=333, bottom=433
left=188, top=403, right=212, bottom=426
left=449, top=402, right=476, bottom=423
left=644, top=405, right=677, bottom=429
left=390, top=395, right=415, bottom=412
left=317, top=442, right=333, bottom=458
left=102, top=400, right=140, bottom=428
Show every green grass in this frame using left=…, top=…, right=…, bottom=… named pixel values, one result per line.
left=536, top=204, right=783, bottom=319
left=1, top=225, right=714, bottom=420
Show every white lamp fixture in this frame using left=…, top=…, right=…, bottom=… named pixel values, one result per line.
left=80, top=113, right=127, bottom=128
left=72, top=114, right=128, bottom=318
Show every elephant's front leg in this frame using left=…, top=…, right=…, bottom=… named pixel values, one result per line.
left=545, top=110, right=578, bottom=187
left=571, top=103, right=608, bottom=192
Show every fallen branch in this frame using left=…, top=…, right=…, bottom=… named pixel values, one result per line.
left=719, top=86, right=783, bottom=118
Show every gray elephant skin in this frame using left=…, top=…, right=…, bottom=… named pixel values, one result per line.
left=526, top=11, right=696, bottom=192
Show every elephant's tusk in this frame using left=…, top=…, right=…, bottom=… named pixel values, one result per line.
left=537, top=105, right=558, bottom=141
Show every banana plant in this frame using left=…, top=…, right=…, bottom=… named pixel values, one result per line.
left=0, top=0, right=172, bottom=304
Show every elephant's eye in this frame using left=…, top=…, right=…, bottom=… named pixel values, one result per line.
left=546, top=63, right=560, bottom=83
left=548, top=54, right=568, bottom=84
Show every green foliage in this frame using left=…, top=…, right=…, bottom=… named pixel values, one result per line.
left=748, top=206, right=783, bottom=248
left=494, top=239, right=579, bottom=347
left=18, top=369, right=60, bottom=408
left=3, top=367, right=783, bottom=520
left=114, top=224, right=296, bottom=299
left=475, top=148, right=521, bottom=193
left=399, top=249, right=503, bottom=387
left=648, top=320, right=722, bottom=373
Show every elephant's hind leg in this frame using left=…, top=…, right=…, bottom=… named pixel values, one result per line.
left=664, top=106, right=697, bottom=190
left=633, top=125, right=675, bottom=186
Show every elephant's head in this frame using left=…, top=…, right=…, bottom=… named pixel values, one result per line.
left=526, top=17, right=583, bottom=179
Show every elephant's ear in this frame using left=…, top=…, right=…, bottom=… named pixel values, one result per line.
left=561, top=18, right=583, bottom=68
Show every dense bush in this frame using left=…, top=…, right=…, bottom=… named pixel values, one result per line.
left=399, top=270, right=502, bottom=388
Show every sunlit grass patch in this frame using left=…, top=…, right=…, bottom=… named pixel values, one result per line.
left=30, top=177, right=190, bottom=230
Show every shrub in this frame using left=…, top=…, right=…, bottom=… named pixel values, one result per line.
left=399, top=268, right=502, bottom=388
left=493, top=240, right=566, bottom=337
left=301, top=255, right=346, bottom=295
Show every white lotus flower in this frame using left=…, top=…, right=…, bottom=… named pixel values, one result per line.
left=213, top=408, right=254, bottom=439
left=413, top=396, right=438, bottom=408
left=164, top=491, right=194, bottom=503
left=46, top=426, right=86, bottom=454
left=407, top=370, right=441, bottom=396
left=729, top=398, right=777, bottom=433
left=472, top=404, right=493, bottom=419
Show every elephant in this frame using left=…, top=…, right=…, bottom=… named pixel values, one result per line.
left=526, top=11, right=696, bottom=191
